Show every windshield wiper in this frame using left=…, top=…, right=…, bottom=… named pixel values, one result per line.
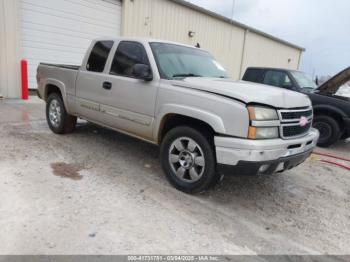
left=302, top=87, right=317, bottom=92
left=172, top=73, right=202, bottom=78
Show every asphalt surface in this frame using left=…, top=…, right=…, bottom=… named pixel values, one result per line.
left=0, top=97, right=349, bottom=255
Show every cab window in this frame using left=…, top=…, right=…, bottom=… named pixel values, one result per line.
left=86, top=41, right=114, bottom=72
left=243, top=69, right=264, bottom=83
left=263, top=71, right=293, bottom=89
left=110, top=41, right=150, bottom=77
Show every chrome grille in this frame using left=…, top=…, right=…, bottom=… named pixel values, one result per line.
left=278, top=107, right=313, bottom=139
left=281, top=110, right=313, bottom=120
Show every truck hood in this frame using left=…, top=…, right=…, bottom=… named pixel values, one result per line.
left=172, top=78, right=311, bottom=109
left=317, top=67, right=350, bottom=95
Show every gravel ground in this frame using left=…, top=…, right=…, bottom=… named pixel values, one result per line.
left=0, top=97, right=349, bottom=255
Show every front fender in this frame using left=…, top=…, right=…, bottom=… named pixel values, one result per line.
left=154, top=104, right=226, bottom=141
left=313, top=104, right=347, bottom=118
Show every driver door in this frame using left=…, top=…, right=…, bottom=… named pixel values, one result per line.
left=100, top=41, right=158, bottom=140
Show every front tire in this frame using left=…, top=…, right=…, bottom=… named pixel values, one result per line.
left=313, top=115, right=341, bottom=147
left=160, top=126, right=217, bottom=194
left=46, top=93, right=77, bottom=134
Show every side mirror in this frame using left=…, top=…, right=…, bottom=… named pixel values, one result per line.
left=133, top=64, right=153, bottom=81
left=282, top=84, right=293, bottom=90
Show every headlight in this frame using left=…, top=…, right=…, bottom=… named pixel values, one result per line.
left=248, top=127, right=279, bottom=139
left=248, top=106, right=278, bottom=120
left=247, top=106, right=279, bottom=139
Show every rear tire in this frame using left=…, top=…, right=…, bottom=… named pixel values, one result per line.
left=160, top=126, right=218, bottom=194
left=46, top=93, right=77, bottom=134
left=313, top=115, right=341, bottom=147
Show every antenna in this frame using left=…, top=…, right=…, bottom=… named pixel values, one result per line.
left=230, top=0, right=236, bottom=20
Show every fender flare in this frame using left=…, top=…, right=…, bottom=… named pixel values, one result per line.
left=43, top=78, right=70, bottom=112
left=153, top=104, right=226, bottom=141
left=313, top=104, right=347, bottom=119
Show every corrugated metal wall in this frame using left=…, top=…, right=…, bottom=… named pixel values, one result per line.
left=21, top=0, right=122, bottom=89
left=122, top=0, right=302, bottom=79
left=242, top=31, right=301, bottom=72
left=0, top=0, right=21, bottom=98
left=0, top=0, right=303, bottom=98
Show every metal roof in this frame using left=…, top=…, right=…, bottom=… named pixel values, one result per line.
left=169, top=0, right=306, bottom=51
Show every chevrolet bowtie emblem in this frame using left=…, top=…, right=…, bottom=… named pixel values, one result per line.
left=299, top=116, right=308, bottom=127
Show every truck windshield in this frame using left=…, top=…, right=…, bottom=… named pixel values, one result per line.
left=150, top=42, right=228, bottom=79
left=290, top=71, right=318, bottom=92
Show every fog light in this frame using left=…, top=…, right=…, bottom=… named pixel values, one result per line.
left=259, top=164, right=270, bottom=173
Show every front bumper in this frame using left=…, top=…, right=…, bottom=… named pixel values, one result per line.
left=215, top=128, right=319, bottom=175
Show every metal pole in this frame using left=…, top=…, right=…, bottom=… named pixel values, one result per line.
left=230, top=0, right=236, bottom=20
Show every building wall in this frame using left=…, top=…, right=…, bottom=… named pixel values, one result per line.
left=0, top=0, right=21, bottom=98
left=122, top=0, right=302, bottom=80
left=241, top=31, right=302, bottom=77
left=0, top=0, right=303, bottom=98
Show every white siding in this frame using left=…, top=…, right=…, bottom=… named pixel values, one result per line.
left=21, top=0, right=122, bottom=88
left=122, top=0, right=303, bottom=80
left=240, top=31, right=302, bottom=78
left=0, top=0, right=21, bottom=98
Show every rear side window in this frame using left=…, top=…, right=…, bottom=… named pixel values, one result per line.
left=243, top=69, right=264, bottom=83
left=87, top=41, right=114, bottom=72
left=110, top=41, right=149, bottom=77
left=263, top=70, right=293, bottom=89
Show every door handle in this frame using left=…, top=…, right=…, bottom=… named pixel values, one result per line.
left=103, top=82, right=112, bottom=90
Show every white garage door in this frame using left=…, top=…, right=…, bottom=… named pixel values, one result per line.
left=21, top=0, right=122, bottom=89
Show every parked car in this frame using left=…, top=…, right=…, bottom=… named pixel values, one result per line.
left=37, top=37, right=319, bottom=193
left=243, top=67, right=350, bottom=147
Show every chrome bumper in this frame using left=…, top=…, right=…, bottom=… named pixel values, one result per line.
left=215, top=128, right=319, bottom=166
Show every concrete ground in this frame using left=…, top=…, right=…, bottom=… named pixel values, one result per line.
left=0, top=97, right=349, bottom=255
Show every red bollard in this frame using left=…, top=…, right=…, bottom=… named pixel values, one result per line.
left=21, top=59, right=29, bottom=100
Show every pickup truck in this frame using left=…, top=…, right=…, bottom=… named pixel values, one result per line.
left=37, top=37, right=319, bottom=193
left=243, top=67, right=350, bottom=147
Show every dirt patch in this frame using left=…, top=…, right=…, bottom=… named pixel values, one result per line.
left=50, top=162, right=84, bottom=180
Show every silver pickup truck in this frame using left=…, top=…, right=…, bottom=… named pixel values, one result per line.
left=37, top=37, right=319, bottom=193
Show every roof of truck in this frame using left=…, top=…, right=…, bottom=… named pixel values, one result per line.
left=92, top=37, right=200, bottom=49
left=246, top=67, right=301, bottom=73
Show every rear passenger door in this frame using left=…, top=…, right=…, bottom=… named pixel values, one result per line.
left=76, top=40, right=114, bottom=121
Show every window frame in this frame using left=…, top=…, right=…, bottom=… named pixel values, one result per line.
left=109, top=40, right=152, bottom=79
left=86, top=40, right=114, bottom=73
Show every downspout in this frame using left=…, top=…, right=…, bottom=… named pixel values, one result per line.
left=239, top=29, right=248, bottom=79
left=297, top=50, right=303, bottom=70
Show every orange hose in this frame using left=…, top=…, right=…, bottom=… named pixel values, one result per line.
left=313, top=151, right=350, bottom=162
left=320, top=160, right=350, bottom=171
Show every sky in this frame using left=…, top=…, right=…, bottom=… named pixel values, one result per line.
left=187, top=0, right=350, bottom=77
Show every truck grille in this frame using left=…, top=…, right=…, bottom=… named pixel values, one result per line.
left=278, top=108, right=313, bottom=139
left=282, top=122, right=312, bottom=138
left=281, top=110, right=313, bottom=120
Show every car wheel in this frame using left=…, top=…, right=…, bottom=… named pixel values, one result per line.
left=160, top=126, right=217, bottom=194
left=313, top=115, right=341, bottom=147
left=46, top=93, right=77, bottom=134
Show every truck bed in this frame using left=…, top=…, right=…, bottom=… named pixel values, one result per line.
left=37, top=63, right=80, bottom=100
left=40, top=63, right=80, bottom=70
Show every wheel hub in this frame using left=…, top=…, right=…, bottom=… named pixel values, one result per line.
left=179, top=151, right=194, bottom=169
left=49, top=99, right=61, bottom=127
left=168, top=137, right=206, bottom=183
